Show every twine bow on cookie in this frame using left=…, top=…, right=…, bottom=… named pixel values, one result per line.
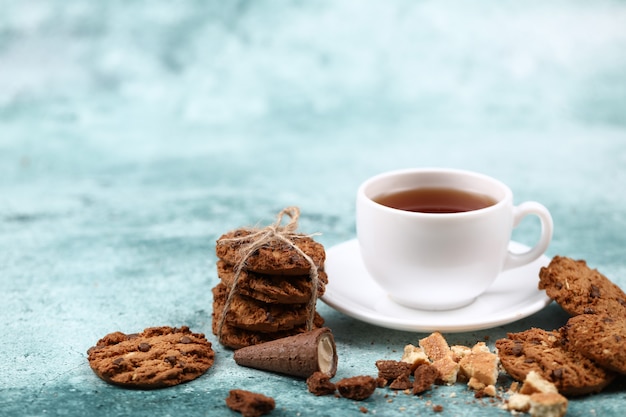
left=216, top=207, right=321, bottom=342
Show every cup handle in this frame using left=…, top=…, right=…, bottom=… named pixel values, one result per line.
left=503, top=202, right=553, bottom=271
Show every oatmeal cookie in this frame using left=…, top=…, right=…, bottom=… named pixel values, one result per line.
left=87, top=326, right=214, bottom=389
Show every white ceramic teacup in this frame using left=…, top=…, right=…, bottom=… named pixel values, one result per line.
left=356, top=168, right=553, bottom=310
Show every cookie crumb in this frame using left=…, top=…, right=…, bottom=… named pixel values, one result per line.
left=225, top=389, right=275, bottom=417
left=529, top=392, right=568, bottom=417
left=376, top=360, right=411, bottom=381
left=413, top=363, right=438, bottom=395
left=306, top=371, right=336, bottom=396
left=336, top=376, right=377, bottom=401
left=389, top=374, right=412, bottom=390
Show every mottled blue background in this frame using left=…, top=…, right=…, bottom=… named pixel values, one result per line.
left=1, top=1, right=625, bottom=416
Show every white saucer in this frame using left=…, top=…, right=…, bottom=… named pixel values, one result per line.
left=321, top=239, right=551, bottom=332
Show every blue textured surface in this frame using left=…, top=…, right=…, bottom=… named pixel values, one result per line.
left=1, top=1, right=625, bottom=416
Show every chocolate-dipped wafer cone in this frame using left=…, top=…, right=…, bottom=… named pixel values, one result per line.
left=233, top=327, right=338, bottom=379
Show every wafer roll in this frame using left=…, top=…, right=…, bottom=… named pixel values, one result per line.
left=233, top=327, right=338, bottom=378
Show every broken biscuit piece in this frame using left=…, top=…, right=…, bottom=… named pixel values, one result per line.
left=401, top=344, right=430, bottom=371
left=529, top=392, right=568, bottom=417
left=225, top=390, right=275, bottom=417
left=375, top=360, right=411, bottom=382
left=520, top=371, right=559, bottom=395
left=419, top=332, right=459, bottom=385
left=336, top=376, right=377, bottom=401
left=419, top=332, right=452, bottom=362
left=506, top=369, right=568, bottom=416
left=306, top=371, right=336, bottom=396
left=458, top=342, right=499, bottom=395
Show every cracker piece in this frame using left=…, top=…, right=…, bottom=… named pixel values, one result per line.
left=528, top=392, right=568, bottom=417
left=520, top=370, right=559, bottom=395
left=400, top=344, right=430, bottom=371
left=458, top=344, right=499, bottom=393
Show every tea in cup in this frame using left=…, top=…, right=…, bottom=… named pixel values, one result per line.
left=356, top=168, right=553, bottom=310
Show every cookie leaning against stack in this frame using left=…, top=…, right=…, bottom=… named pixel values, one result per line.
left=212, top=208, right=327, bottom=349
left=497, top=256, right=626, bottom=396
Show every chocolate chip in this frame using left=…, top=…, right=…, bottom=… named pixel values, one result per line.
left=113, top=358, right=124, bottom=366
left=180, top=336, right=192, bottom=344
left=524, top=358, right=535, bottom=364
left=165, top=356, right=177, bottom=365
left=138, top=343, right=151, bottom=352
left=551, top=368, right=564, bottom=380
left=590, top=285, right=601, bottom=298
left=583, top=307, right=596, bottom=314
left=512, top=343, right=523, bottom=356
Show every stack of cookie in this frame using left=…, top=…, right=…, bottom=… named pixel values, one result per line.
left=497, top=256, right=626, bottom=397
left=211, top=226, right=328, bottom=349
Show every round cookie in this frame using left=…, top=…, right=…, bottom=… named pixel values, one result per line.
left=538, top=256, right=626, bottom=317
left=87, top=326, right=214, bottom=389
left=212, top=283, right=310, bottom=333
left=496, top=328, right=614, bottom=396
left=217, top=260, right=327, bottom=304
left=212, top=312, right=326, bottom=350
left=561, top=314, right=626, bottom=374
left=215, top=229, right=326, bottom=275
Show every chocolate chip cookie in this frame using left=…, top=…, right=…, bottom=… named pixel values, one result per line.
left=216, top=229, right=325, bottom=275
left=217, top=260, right=327, bottom=304
left=561, top=314, right=626, bottom=374
left=212, top=312, right=325, bottom=350
left=212, top=283, right=309, bottom=332
left=496, top=328, right=614, bottom=396
left=538, top=256, right=626, bottom=317
left=87, top=326, right=214, bottom=389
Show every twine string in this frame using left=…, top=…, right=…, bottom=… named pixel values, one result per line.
left=216, top=207, right=320, bottom=341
